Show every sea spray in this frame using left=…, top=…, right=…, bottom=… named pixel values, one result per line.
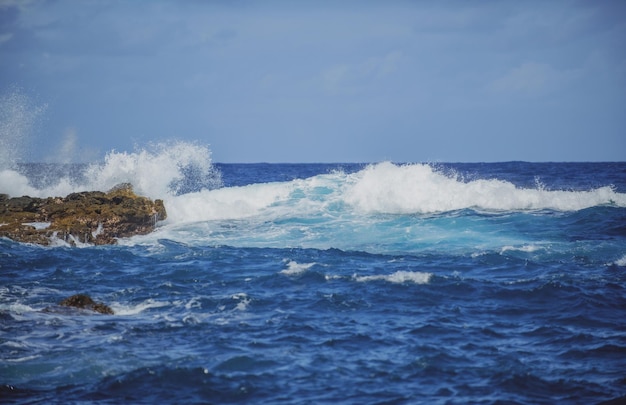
left=0, top=89, right=49, bottom=196
left=163, top=162, right=626, bottom=225
left=1, top=141, right=222, bottom=199
left=119, top=162, right=626, bottom=258
left=81, top=141, right=222, bottom=199
left=164, top=181, right=292, bottom=223
left=0, top=90, right=222, bottom=198
left=0, top=88, right=47, bottom=170
left=3, top=162, right=626, bottom=404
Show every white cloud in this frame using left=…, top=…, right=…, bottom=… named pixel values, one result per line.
left=489, top=62, right=580, bottom=97
left=322, top=50, right=403, bottom=94
left=322, top=64, right=351, bottom=93
left=0, top=33, right=13, bottom=45
left=0, top=0, right=35, bottom=8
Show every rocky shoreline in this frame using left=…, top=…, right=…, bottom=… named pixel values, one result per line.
left=0, top=183, right=166, bottom=246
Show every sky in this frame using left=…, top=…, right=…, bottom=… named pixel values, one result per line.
left=0, top=0, right=625, bottom=163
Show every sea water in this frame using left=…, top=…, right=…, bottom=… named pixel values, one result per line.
left=1, top=144, right=626, bottom=404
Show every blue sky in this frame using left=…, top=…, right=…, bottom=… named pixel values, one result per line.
left=0, top=0, right=625, bottom=163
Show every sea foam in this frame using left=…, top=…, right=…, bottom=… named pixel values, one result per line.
left=343, top=162, right=626, bottom=214
left=0, top=141, right=222, bottom=199
left=163, top=161, right=626, bottom=226
left=354, top=270, right=432, bottom=284
left=81, top=142, right=222, bottom=198
left=614, top=255, right=626, bottom=267
left=280, top=260, right=316, bottom=275
left=110, top=298, right=170, bottom=316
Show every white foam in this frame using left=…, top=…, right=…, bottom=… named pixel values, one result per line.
left=91, top=222, right=104, bottom=238
left=280, top=260, right=316, bottom=275
left=231, top=293, right=250, bottom=311
left=118, top=161, right=626, bottom=253
left=159, top=162, right=626, bottom=228
left=1, top=93, right=218, bottom=200
left=47, top=235, right=74, bottom=248
left=110, top=299, right=170, bottom=316
left=81, top=142, right=221, bottom=199
left=614, top=255, right=626, bottom=267
left=1, top=141, right=221, bottom=199
left=44, top=232, right=93, bottom=248
left=0, top=303, right=38, bottom=313
left=164, top=181, right=291, bottom=223
left=23, top=222, right=51, bottom=230
left=501, top=244, right=543, bottom=254
left=354, top=270, right=432, bottom=284
left=184, top=297, right=202, bottom=310
left=343, top=162, right=626, bottom=214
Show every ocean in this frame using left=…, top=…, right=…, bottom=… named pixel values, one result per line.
left=1, top=143, right=625, bottom=404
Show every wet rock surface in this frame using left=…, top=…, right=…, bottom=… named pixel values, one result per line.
left=58, top=294, right=114, bottom=315
left=0, top=184, right=166, bottom=245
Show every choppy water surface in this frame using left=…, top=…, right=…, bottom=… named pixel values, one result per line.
left=2, top=155, right=626, bottom=404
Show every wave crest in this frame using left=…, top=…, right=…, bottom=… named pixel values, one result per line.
left=1, top=141, right=222, bottom=199
left=83, top=141, right=222, bottom=198
left=344, top=162, right=626, bottom=214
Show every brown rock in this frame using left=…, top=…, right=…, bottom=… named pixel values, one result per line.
left=0, top=184, right=166, bottom=245
left=59, top=294, right=114, bottom=315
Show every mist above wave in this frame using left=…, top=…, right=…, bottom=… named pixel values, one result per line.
left=1, top=141, right=222, bottom=199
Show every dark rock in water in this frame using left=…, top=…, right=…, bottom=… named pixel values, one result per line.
left=0, top=183, right=166, bottom=245
left=59, top=294, right=114, bottom=315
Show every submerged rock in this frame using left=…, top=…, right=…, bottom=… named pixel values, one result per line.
left=58, top=294, right=114, bottom=315
left=0, top=183, right=166, bottom=245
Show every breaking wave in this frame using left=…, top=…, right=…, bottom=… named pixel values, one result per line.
left=163, top=161, right=626, bottom=225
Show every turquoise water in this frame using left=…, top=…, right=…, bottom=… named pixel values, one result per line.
left=2, top=155, right=626, bottom=404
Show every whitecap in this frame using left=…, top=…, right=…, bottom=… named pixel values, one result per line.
left=0, top=303, right=38, bottom=313
left=343, top=162, right=626, bottom=214
left=231, top=293, right=250, bottom=311
left=1, top=141, right=221, bottom=200
left=110, top=299, right=169, bottom=316
left=280, top=260, right=316, bottom=275
left=354, top=270, right=432, bottom=284
left=501, top=244, right=543, bottom=254
left=613, top=255, right=626, bottom=267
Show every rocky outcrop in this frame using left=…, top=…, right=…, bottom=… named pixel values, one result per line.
left=0, top=183, right=166, bottom=245
left=58, top=294, right=114, bottom=315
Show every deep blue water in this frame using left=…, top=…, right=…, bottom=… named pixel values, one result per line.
left=2, top=161, right=626, bottom=404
